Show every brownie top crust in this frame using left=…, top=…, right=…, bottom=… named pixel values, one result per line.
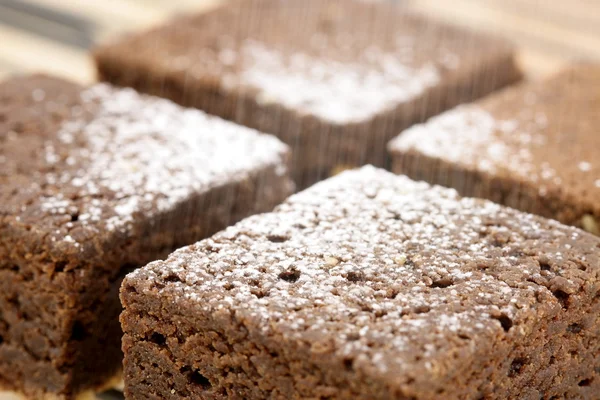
left=389, top=65, right=600, bottom=217
left=0, top=75, right=290, bottom=257
left=129, top=166, right=599, bottom=393
left=95, top=0, right=515, bottom=125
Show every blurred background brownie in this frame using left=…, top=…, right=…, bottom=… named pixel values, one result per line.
left=0, top=75, right=292, bottom=399
left=121, top=166, right=600, bottom=399
left=389, top=64, right=600, bottom=235
left=94, top=0, right=521, bottom=188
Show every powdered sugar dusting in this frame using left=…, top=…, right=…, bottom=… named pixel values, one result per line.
left=230, top=41, right=440, bottom=124
left=40, top=84, right=290, bottom=241
left=388, top=106, right=549, bottom=178
left=133, top=166, right=590, bottom=375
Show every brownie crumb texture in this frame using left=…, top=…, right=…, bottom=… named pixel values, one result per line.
left=122, top=166, right=600, bottom=400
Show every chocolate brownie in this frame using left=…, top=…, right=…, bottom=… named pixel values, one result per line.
left=93, top=0, right=522, bottom=188
left=121, top=166, right=600, bottom=399
left=388, top=64, right=600, bottom=236
left=0, top=74, right=293, bottom=400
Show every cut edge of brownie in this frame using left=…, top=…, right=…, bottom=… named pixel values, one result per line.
left=120, top=167, right=600, bottom=399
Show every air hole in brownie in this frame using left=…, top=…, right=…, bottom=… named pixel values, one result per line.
left=343, top=358, right=353, bottom=371
left=567, top=323, right=583, bottom=334
left=188, top=370, right=212, bottom=390
left=250, top=288, right=269, bottom=299
left=538, top=261, right=551, bottom=271
left=163, top=274, right=182, bottom=283
left=278, top=268, right=301, bottom=283
left=430, top=278, right=453, bottom=288
left=149, top=332, right=166, bottom=346
left=413, top=305, right=431, bottom=314
left=492, top=314, right=513, bottom=332
left=508, top=358, right=526, bottom=377
left=508, top=249, right=525, bottom=258
left=123, top=284, right=138, bottom=294
left=223, top=282, right=235, bottom=291
left=12, top=121, right=24, bottom=133
left=54, top=261, right=67, bottom=273
left=266, top=235, right=289, bottom=243
left=361, top=304, right=373, bottom=313
left=552, top=289, right=570, bottom=309
left=70, top=321, right=87, bottom=341
left=346, top=271, right=365, bottom=282
left=458, top=333, right=471, bottom=341
left=0, top=335, right=3, bottom=345
left=70, top=213, right=79, bottom=222
left=490, top=236, right=508, bottom=248
left=579, top=378, right=592, bottom=387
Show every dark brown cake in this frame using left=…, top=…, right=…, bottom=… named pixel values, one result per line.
left=0, top=75, right=293, bottom=399
left=94, top=0, right=522, bottom=188
left=121, top=166, right=600, bottom=400
left=388, top=64, right=600, bottom=236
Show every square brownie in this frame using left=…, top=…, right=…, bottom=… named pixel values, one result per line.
left=93, top=0, right=522, bottom=188
left=0, top=75, right=293, bottom=399
left=121, top=166, right=600, bottom=399
left=388, top=64, right=600, bottom=236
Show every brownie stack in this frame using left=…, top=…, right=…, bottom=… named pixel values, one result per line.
left=0, top=75, right=293, bottom=399
left=1, top=0, right=598, bottom=399
left=121, top=167, right=600, bottom=399
left=94, top=0, right=521, bottom=188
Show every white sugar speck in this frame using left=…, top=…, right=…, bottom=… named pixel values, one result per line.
left=578, top=161, right=591, bottom=172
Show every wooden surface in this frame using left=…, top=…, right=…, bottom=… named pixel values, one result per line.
left=1, top=0, right=599, bottom=83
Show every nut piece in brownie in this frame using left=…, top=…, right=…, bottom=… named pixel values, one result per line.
left=0, top=75, right=293, bottom=399
left=94, top=0, right=521, bottom=188
left=388, top=64, right=600, bottom=236
left=121, top=166, right=600, bottom=399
